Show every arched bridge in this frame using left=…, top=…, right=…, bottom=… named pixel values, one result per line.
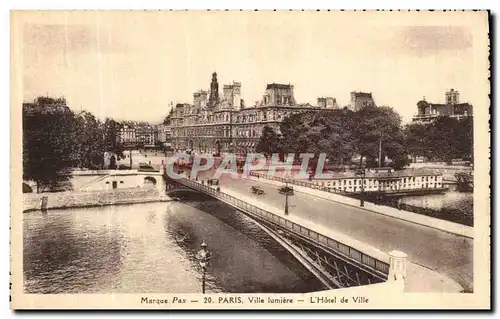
left=165, top=176, right=407, bottom=290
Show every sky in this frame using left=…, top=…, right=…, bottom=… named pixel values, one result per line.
left=15, top=11, right=489, bottom=124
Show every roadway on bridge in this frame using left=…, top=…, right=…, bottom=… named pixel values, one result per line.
left=192, top=170, right=473, bottom=292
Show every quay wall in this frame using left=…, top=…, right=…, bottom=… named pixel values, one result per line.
left=23, top=188, right=171, bottom=212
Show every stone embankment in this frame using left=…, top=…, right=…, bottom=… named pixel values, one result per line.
left=23, top=188, right=171, bottom=212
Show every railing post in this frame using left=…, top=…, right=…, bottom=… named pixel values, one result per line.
left=388, top=250, right=408, bottom=282
left=40, top=196, right=48, bottom=212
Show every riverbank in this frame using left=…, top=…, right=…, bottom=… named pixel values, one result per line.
left=23, top=188, right=171, bottom=212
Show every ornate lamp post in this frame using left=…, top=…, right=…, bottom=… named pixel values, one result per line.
left=196, top=240, right=212, bottom=294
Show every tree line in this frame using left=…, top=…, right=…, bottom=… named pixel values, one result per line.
left=23, top=107, right=125, bottom=192
left=256, top=106, right=473, bottom=170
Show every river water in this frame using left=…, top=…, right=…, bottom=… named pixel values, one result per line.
left=399, top=189, right=473, bottom=215
left=23, top=194, right=325, bottom=294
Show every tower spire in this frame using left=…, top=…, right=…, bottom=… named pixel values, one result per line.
left=208, top=72, right=219, bottom=107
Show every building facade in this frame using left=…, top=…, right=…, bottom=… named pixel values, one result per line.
left=349, top=92, right=376, bottom=111
left=412, top=89, right=473, bottom=124
left=168, top=73, right=329, bottom=155
left=317, top=97, right=338, bottom=109
left=310, top=168, right=444, bottom=194
left=118, top=125, right=137, bottom=144
left=135, top=124, right=156, bottom=147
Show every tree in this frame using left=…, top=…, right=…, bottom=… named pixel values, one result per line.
left=73, top=111, right=105, bottom=169
left=279, top=112, right=315, bottom=156
left=277, top=106, right=409, bottom=170
left=23, top=109, right=76, bottom=192
left=455, top=116, right=473, bottom=162
left=278, top=109, right=358, bottom=168
left=404, top=116, right=473, bottom=163
left=404, top=123, right=429, bottom=162
left=353, top=106, right=407, bottom=168
left=103, top=118, right=124, bottom=159
left=256, top=125, right=282, bottom=157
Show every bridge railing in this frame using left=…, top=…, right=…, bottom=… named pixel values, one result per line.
left=173, top=177, right=390, bottom=276
left=249, top=171, right=353, bottom=196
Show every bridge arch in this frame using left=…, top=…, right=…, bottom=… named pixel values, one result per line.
left=143, top=176, right=157, bottom=187
left=23, top=183, right=33, bottom=193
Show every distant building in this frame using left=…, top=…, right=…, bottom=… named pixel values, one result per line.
left=349, top=92, right=376, bottom=111
left=23, top=96, right=72, bottom=115
left=412, top=89, right=473, bottom=124
left=118, top=125, right=137, bottom=145
left=349, top=92, right=377, bottom=111
left=317, top=97, right=338, bottom=109
left=135, top=124, right=156, bottom=146
left=310, top=168, right=444, bottom=194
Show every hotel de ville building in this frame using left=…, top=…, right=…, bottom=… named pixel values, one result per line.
left=167, top=72, right=341, bottom=155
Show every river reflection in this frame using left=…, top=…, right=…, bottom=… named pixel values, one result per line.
left=23, top=199, right=324, bottom=294
left=399, top=190, right=473, bottom=214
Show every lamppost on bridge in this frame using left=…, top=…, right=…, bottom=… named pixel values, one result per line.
left=196, top=240, right=212, bottom=294
left=355, top=167, right=366, bottom=207
left=284, top=181, right=290, bottom=216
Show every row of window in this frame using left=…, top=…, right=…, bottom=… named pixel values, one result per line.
left=171, top=109, right=302, bottom=126
left=173, top=127, right=262, bottom=138
left=314, top=178, right=443, bottom=189
left=319, top=183, right=443, bottom=192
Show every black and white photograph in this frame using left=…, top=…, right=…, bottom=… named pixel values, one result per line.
left=10, top=10, right=490, bottom=309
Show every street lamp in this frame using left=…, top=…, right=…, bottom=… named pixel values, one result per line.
left=196, top=240, right=212, bottom=294
left=284, top=181, right=290, bottom=216
left=355, top=168, right=366, bottom=207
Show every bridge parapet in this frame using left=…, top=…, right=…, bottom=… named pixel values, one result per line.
left=170, top=177, right=397, bottom=282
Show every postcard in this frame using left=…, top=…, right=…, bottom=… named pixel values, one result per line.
left=10, top=10, right=490, bottom=310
